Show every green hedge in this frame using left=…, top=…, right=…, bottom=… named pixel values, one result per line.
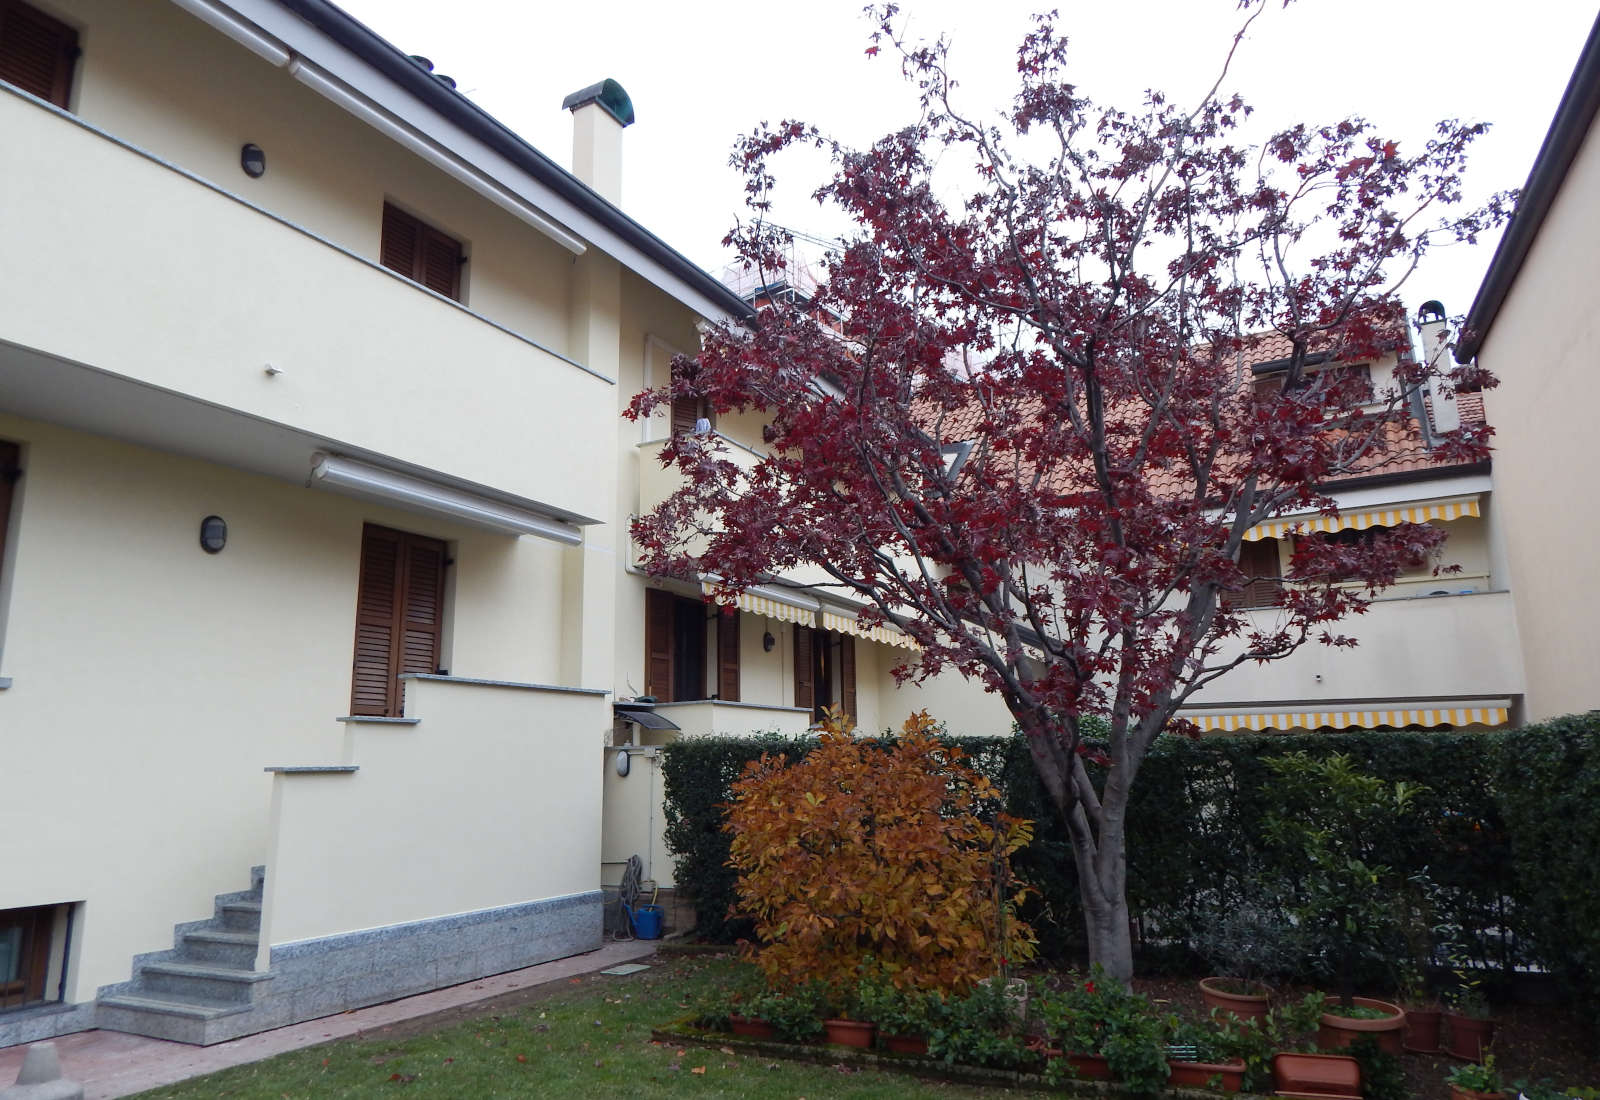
left=662, top=714, right=1600, bottom=1002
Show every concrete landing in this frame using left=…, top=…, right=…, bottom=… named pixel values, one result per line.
left=0, top=941, right=655, bottom=1099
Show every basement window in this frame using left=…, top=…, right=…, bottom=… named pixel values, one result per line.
left=0, top=903, right=69, bottom=1012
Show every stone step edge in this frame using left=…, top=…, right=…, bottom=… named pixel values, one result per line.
left=139, top=962, right=274, bottom=982
left=97, top=994, right=255, bottom=1020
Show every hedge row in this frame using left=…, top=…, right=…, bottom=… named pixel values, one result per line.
left=660, top=713, right=1600, bottom=1007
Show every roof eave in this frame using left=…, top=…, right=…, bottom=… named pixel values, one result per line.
left=1456, top=13, right=1600, bottom=363
left=269, top=0, right=755, bottom=324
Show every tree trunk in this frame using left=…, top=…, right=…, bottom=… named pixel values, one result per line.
left=1067, top=811, right=1134, bottom=982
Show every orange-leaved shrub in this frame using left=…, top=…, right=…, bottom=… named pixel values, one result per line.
left=724, top=709, right=1036, bottom=993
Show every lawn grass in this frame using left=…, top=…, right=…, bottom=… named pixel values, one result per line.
left=130, top=954, right=1052, bottom=1099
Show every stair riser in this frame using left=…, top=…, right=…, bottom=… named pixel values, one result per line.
left=182, top=937, right=258, bottom=968
left=219, top=905, right=261, bottom=933
left=96, top=1004, right=214, bottom=1046
left=140, top=970, right=259, bottom=1004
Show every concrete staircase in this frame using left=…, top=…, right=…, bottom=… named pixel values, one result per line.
left=95, top=868, right=274, bottom=1045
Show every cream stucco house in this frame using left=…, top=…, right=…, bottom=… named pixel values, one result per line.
left=1451, top=12, right=1600, bottom=723
left=0, top=0, right=753, bottom=1048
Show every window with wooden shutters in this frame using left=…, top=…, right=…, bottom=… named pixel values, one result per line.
left=792, top=623, right=814, bottom=717
left=716, top=610, right=740, bottom=702
left=0, top=904, right=55, bottom=1010
left=670, top=362, right=712, bottom=435
left=350, top=524, right=446, bottom=717
left=1224, top=538, right=1283, bottom=610
left=643, top=588, right=712, bottom=702
left=0, top=0, right=78, bottom=110
left=379, top=202, right=464, bottom=301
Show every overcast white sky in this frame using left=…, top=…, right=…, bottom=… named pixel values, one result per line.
left=337, top=0, right=1595, bottom=323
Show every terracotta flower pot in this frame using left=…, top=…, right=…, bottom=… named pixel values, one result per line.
left=1444, top=1012, right=1496, bottom=1062
left=881, top=1033, right=928, bottom=1055
left=1404, top=1006, right=1443, bottom=1053
left=1272, top=1051, right=1362, bottom=1100
left=1199, top=976, right=1271, bottom=1024
left=1064, top=1052, right=1112, bottom=1080
left=1448, top=1086, right=1505, bottom=1100
left=822, top=1017, right=876, bottom=1048
left=1167, top=1057, right=1247, bottom=1092
left=728, top=1014, right=776, bottom=1040
left=1318, top=996, right=1407, bottom=1056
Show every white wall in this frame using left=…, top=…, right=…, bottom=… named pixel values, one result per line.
left=263, top=678, right=604, bottom=946
left=0, top=414, right=574, bottom=998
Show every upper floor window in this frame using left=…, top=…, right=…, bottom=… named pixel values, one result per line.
left=643, top=588, right=738, bottom=702
left=671, top=362, right=713, bottom=436
left=380, top=202, right=464, bottom=301
left=0, top=0, right=78, bottom=109
left=1223, top=538, right=1282, bottom=611
left=1253, top=362, right=1373, bottom=404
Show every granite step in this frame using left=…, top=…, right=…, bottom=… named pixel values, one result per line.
left=180, top=929, right=259, bottom=968
left=96, top=994, right=253, bottom=1045
left=138, top=961, right=273, bottom=1005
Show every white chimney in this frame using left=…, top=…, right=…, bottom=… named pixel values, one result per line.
left=562, top=78, right=634, bottom=207
left=1416, top=300, right=1460, bottom=436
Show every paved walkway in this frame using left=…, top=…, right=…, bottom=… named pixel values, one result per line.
left=0, top=941, right=656, bottom=1099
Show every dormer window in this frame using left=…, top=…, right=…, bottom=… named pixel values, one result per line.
left=0, top=0, right=79, bottom=109
left=1253, top=360, right=1373, bottom=403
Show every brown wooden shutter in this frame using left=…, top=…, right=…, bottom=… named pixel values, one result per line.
left=419, top=225, right=462, bottom=299
left=0, top=0, right=78, bottom=109
left=1226, top=538, right=1282, bottom=610
left=0, top=441, right=18, bottom=574
left=379, top=204, right=420, bottom=280
left=350, top=524, right=446, bottom=717
left=793, top=624, right=814, bottom=714
left=644, top=588, right=674, bottom=701
left=380, top=203, right=463, bottom=301
left=839, top=634, right=856, bottom=724
left=716, top=610, right=740, bottom=702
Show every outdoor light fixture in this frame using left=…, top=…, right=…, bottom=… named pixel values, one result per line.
left=240, top=143, right=266, bottom=178
left=199, top=515, right=227, bottom=553
left=615, top=751, right=631, bottom=778
left=308, top=454, right=584, bottom=545
left=762, top=631, right=776, bottom=652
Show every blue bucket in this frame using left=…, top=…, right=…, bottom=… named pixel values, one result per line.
left=631, top=904, right=664, bottom=940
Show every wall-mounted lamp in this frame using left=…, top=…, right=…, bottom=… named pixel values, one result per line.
left=615, top=750, right=631, bottom=777
left=240, top=143, right=266, bottom=178
left=199, top=515, right=228, bottom=553
left=762, top=631, right=776, bottom=652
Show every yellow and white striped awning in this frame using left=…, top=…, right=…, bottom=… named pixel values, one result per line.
left=1185, top=702, right=1509, bottom=733
left=701, top=582, right=816, bottom=627
left=821, top=610, right=921, bottom=651
left=1243, top=495, right=1480, bottom=542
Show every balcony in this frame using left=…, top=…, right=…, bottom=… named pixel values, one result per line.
left=0, top=89, right=611, bottom=520
left=1186, top=588, right=1524, bottom=712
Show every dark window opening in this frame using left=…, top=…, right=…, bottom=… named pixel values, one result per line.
left=380, top=202, right=464, bottom=301
left=1253, top=363, right=1373, bottom=403
left=1302, top=525, right=1427, bottom=581
left=670, top=595, right=706, bottom=703
left=670, top=362, right=713, bottom=436
left=0, top=0, right=79, bottom=110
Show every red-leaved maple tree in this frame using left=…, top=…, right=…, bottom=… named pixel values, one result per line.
left=628, top=3, right=1512, bottom=979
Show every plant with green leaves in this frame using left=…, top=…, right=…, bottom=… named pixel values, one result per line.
left=1262, top=751, right=1424, bottom=1005
left=855, top=971, right=939, bottom=1038
left=1447, top=1054, right=1503, bottom=1093
left=1198, top=896, right=1308, bottom=995
left=1035, top=970, right=1170, bottom=1096
left=925, top=979, right=1033, bottom=1071
left=1348, top=1036, right=1407, bottom=1100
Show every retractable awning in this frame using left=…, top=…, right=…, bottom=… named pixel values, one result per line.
left=820, top=610, right=921, bottom=651
left=1183, top=700, right=1510, bottom=733
left=701, top=582, right=817, bottom=627
left=1243, top=494, right=1481, bottom=542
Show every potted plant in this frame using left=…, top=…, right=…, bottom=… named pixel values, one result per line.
left=1164, top=1018, right=1248, bottom=1093
left=1399, top=962, right=1444, bottom=1054
left=1197, top=898, right=1305, bottom=1025
left=754, top=984, right=825, bottom=1043
left=856, top=975, right=935, bottom=1055
left=1262, top=752, right=1416, bottom=1054
left=1443, top=953, right=1497, bottom=1062
left=1036, top=971, right=1168, bottom=1092
left=1448, top=1055, right=1506, bottom=1100
left=1397, top=874, right=1446, bottom=1053
left=1272, top=1051, right=1364, bottom=1099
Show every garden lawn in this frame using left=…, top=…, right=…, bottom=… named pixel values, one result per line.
left=129, top=954, right=1051, bottom=1100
